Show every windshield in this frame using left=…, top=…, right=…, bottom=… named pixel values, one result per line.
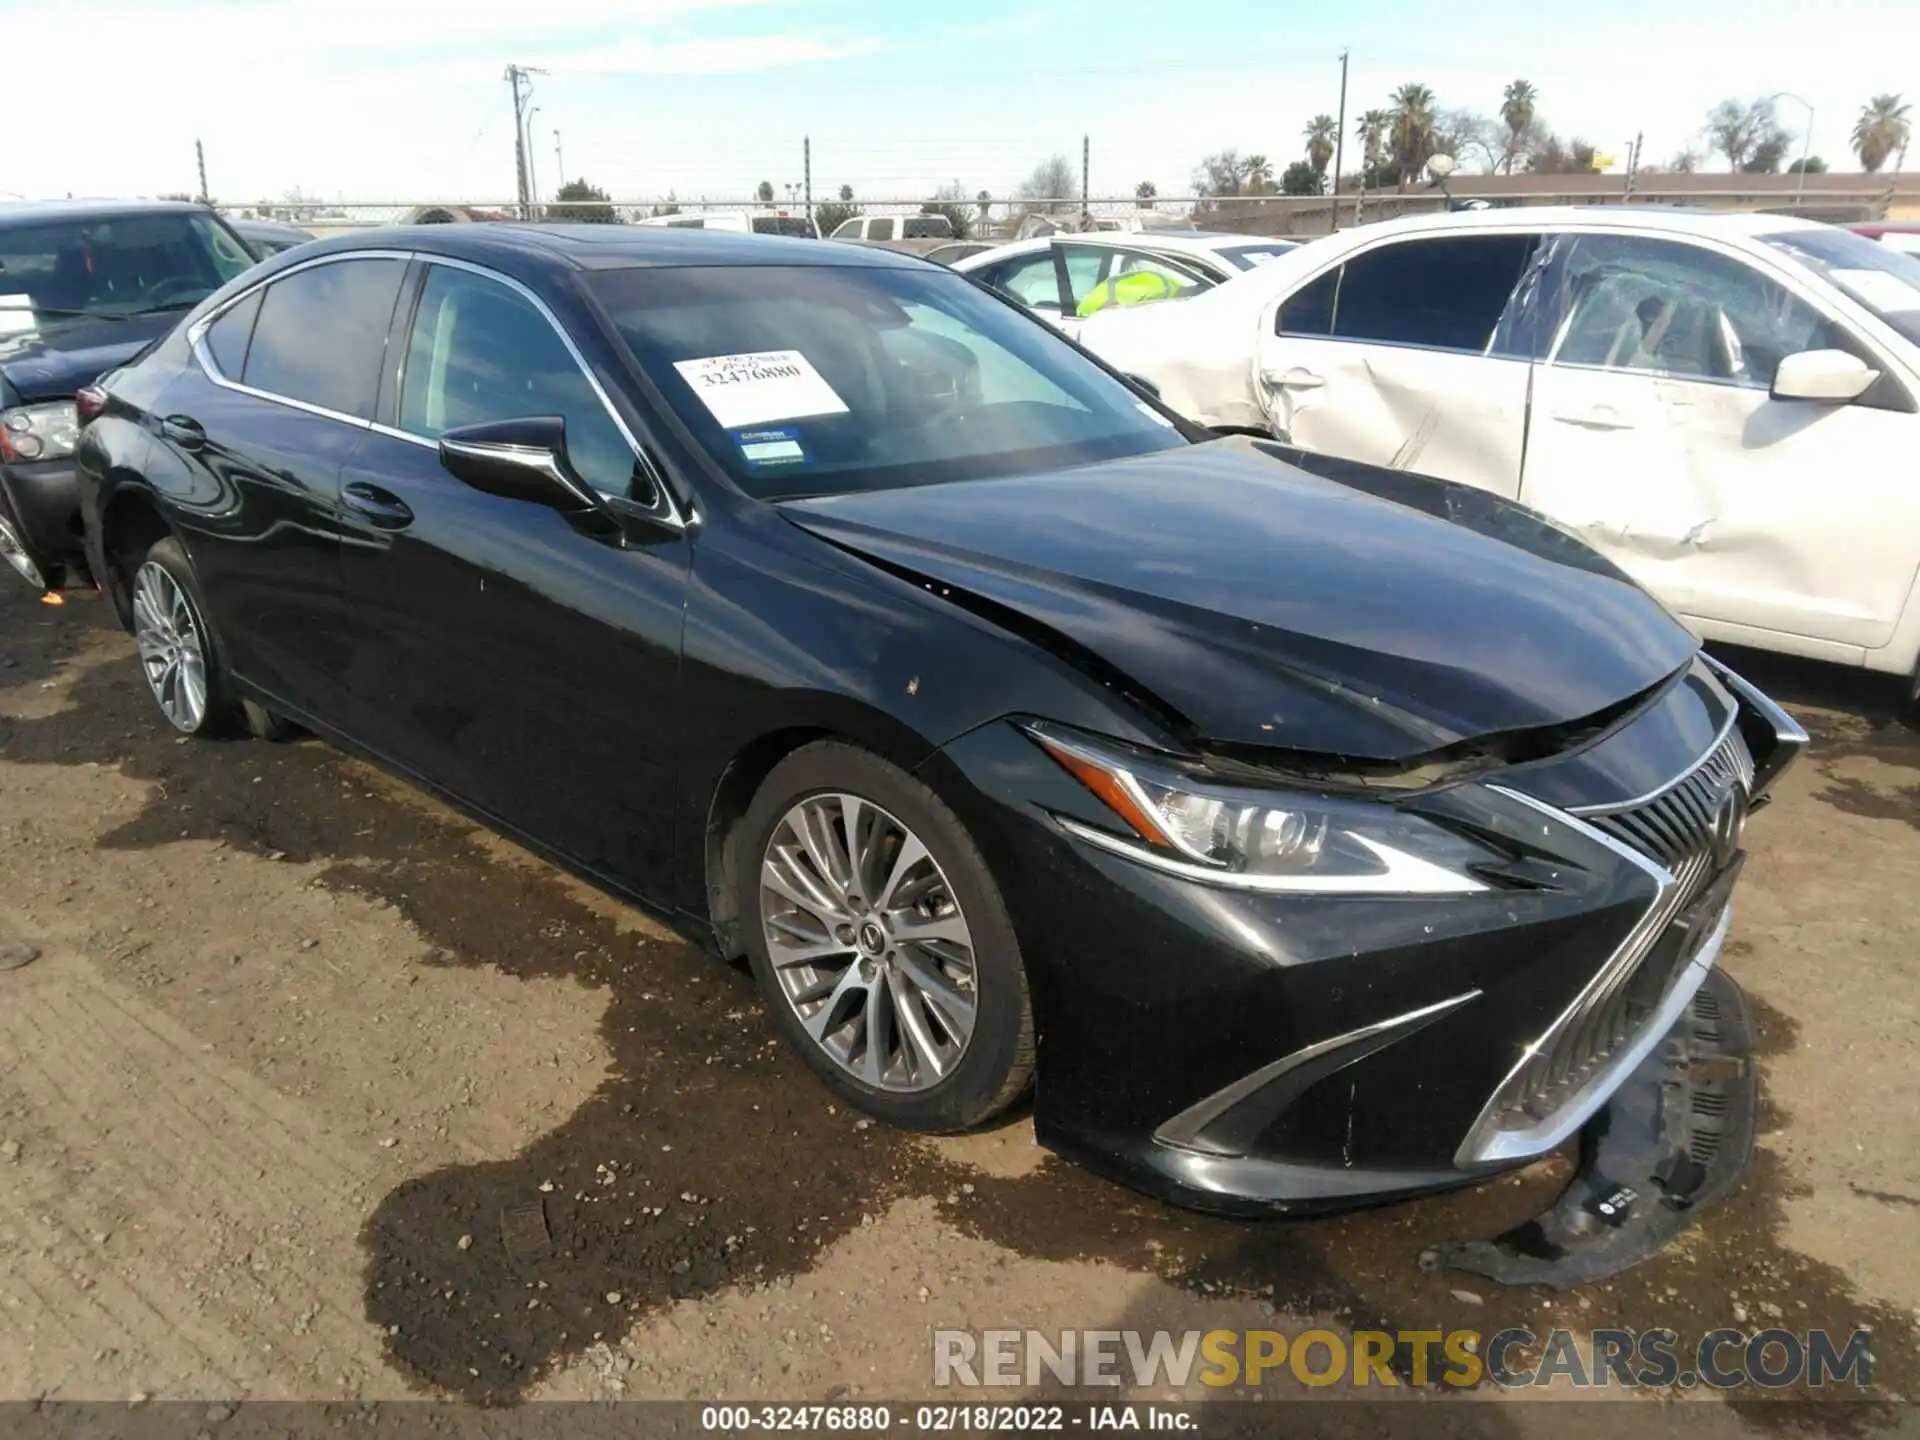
left=588, top=262, right=1186, bottom=500
left=1760, top=225, right=1920, bottom=347
left=1216, top=242, right=1298, bottom=271
left=0, top=212, right=255, bottom=331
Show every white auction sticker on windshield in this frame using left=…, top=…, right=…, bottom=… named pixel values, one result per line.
left=1830, top=268, right=1920, bottom=314
left=673, top=350, right=850, bottom=428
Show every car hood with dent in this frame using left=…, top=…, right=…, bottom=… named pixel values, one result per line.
left=0, top=312, right=175, bottom=402
left=780, top=439, right=1698, bottom=763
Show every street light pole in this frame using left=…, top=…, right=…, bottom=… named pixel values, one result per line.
left=1768, top=91, right=1815, bottom=208
left=525, top=106, right=542, bottom=211
left=554, top=129, right=564, bottom=187
left=1330, top=48, right=1350, bottom=232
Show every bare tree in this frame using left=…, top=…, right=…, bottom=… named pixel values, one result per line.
left=921, top=181, right=976, bottom=240
left=1704, top=98, right=1788, bottom=172
left=1192, top=150, right=1252, bottom=197
left=1016, top=154, right=1078, bottom=214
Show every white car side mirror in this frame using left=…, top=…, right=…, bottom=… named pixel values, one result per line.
left=1771, top=349, right=1877, bottom=403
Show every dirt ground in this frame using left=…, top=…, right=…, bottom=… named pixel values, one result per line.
left=2, top=579, right=1918, bottom=1434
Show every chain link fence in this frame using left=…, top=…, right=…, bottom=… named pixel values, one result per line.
left=223, top=173, right=1905, bottom=244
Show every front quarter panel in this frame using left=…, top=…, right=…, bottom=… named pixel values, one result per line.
left=672, top=502, right=1175, bottom=911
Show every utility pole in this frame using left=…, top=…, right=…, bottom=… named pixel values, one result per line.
left=1080, top=133, right=1090, bottom=230
left=1624, top=131, right=1643, bottom=201
left=804, top=136, right=813, bottom=230
left=525, top=107, right=543, bottom=212
left=554, top=129, right=564, bottom=187
left=195, top=139, right=210, bottom=206
left=1330, top=49, right=1349, bottom=232
left=504, top=64, right=546, bottom=218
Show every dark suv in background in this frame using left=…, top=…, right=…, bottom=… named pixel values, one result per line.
left=1, top=200, right=255, bottom=590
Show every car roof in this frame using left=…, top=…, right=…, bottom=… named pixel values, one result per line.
left=291, top=222, right=924, bottom=275
left=1326, top=204, right=1826, bottom=242
left=0, top=198, right=217, bottom=229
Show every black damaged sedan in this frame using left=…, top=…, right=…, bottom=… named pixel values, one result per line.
left=75, top=225, right=1803, bottom=1217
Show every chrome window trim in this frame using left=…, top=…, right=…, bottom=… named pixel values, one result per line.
left=185, top=248, right=690, bottom=532
left=186, top=248, right=418, bottom=432
left=1566, top=707, right=1740, bottom=817
left=1153, top=990, right=1482, bottom=1156
left=1457, top=784, right=1727, bottom=1167
left=388, top=255, right=687, bottom=531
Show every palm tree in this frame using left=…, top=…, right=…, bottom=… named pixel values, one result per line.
left=1303, top=115, right=1338, bottom=178
left=1134, top=179, right=1158, bottom=208
left=1356, top=109, right=1390, bottom=180
left=1388, top=82, right=1438, bottom=180
left=1853, top=94, right=1913, bottom=173
left=1500, top=80, right=1538, bottom=173
left=1244, top=154, right=1275, bottom=193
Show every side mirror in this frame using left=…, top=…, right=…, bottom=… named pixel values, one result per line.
left=1770, top=349, right=1877, bottom=404
left=437, top=416, right=603, bottom=512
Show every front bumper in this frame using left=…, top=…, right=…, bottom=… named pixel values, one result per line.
left=0, top=458, right=81, bottom=588
left=927, top=662, right=1802, bottom=1217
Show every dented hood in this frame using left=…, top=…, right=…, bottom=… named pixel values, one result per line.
left=780, top=441, right=1698, bottom=761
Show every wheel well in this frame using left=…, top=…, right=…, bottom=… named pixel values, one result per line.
left=99, top=491, right=174, bottom=630
left=702, top=726, right=837, bottom=959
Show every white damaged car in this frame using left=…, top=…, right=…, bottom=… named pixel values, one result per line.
left=1077, top=206, right=1920, bottom=705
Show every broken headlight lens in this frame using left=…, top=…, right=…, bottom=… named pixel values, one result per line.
left=1028, top=724, right=1493, bottom=895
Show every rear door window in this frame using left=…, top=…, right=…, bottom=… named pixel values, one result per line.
left=982, top=253, right=1066, bottom=313
left=243, top=257, right=406, bottom=419
left=1330, top=234, right=1540, bottom=353
left=867, top=218, right=895, bottom=242
left=204, top=289, right=262, bottom=378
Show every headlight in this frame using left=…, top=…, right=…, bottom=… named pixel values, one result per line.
left=0, top=401, right=79, bottom=463
left=1027, top=724, right=1494, bottom=895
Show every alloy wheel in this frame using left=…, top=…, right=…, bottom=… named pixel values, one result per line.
left=759, top=792, right=979, bottom=1092
left=132, top=561, right=210, bottom=732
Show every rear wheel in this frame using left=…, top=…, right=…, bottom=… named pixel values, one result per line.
left=129, top=537, right=238, bottom=737
left=739, top=741, right=1035, bottom=1132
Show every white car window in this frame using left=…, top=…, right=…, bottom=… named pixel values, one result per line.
left=1547, top=234, right=1837, bottom=388
left=984, top=253, right=1064, bottom=312
left=832, top=219, right=863, bottom=239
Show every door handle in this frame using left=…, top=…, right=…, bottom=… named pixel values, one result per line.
left=159, top=414, right=206, bottom=451
left=1551, top=405, right=1633, bottom=431
left=341, top=481, right=414, bottom=530
left=1261, top=366, right=1325, bottom=390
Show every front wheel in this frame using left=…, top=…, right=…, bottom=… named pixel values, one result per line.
left=739, top=741, right=1035, bottom=1132
left=129, top=537, right=238, bottom=737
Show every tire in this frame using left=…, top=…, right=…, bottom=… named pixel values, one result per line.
left=738, top=741, right=1035, bottom=1132
left=127, top=536, right=240, bottom=738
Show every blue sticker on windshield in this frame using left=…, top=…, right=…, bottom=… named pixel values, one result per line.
left=735, top=425, right=807, bottom=466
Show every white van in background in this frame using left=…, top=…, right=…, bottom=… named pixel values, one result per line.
left=635, top=211, right=819, bottom=238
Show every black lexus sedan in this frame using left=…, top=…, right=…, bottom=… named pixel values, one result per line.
left=75, top=224, right=1805, bottom=1215
left=0, top=200, right=257, bottom=590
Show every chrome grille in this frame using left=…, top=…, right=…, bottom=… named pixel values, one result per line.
left=1582, top=725, right=1756, bottom=875
left=1462, top=725, right=1753, bottom=1165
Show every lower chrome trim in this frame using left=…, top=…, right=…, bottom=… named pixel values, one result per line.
left=1458, top=784, right=1713, bottom=1166
left=0, top=509, right=47, bottom=589
left=1154, top=990, right=1482, bottom=1155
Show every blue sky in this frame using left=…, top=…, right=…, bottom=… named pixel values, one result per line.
left=6, top=0, right=1915, bottom=206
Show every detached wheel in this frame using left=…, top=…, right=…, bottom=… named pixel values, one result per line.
left=740, top=741, right=1035, bottom=1132
left=129, top=537, right=237, bottom=737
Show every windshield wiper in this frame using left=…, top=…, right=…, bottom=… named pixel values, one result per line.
left=122, top=300, right=205, bottom=317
